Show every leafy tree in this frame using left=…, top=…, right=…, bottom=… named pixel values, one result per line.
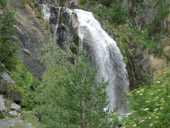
left=34, top=40, right=112, bottom=128
left=0, top=11, right=18, bottom=70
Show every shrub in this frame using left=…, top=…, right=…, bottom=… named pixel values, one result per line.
left=122, top=68, right=170, bottom=128
left=80, top=0, right=87, bottom=5
left=37, top=11, right=42, bottom=19
left=0, top=112, right=5, bottom=119
left=0, top=0, right=7, bottom=8
left=109, top=3, right=126, bottom=24
left=100, top=0, right=113, bottom=7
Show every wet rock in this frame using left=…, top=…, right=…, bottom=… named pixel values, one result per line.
left=10, top=103, right=21, bottom=111
left=8, top=111, right=18, bottom=117
left=8, top=91, right=22, bottom=104
left=0, top=96, right=6, bottom=112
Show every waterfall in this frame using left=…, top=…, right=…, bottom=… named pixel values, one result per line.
left=73, top=9, right=129, bottom=116
left=41, top=4, right=50, bottom=21
left=53, top=7, right=61, bottom=42
left=41, top=5, right=129, bottom=116
left=41, top=5, right=61, bottom=43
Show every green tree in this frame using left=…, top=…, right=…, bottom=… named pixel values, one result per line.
left=0, top=11, right=18, bottom=70
left=34, top=40, right=112, bottom=128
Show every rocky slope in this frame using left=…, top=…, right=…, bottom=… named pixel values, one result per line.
left=7, top=0, right=52, bottom=79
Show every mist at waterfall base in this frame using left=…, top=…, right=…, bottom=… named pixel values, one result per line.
left=41, top=5, right=129, bottom=117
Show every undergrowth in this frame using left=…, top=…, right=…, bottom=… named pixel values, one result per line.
left=122, top=68, right=170, bottom=128
left=9, top=58, right=40, bottom=110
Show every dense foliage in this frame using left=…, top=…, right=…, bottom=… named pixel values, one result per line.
left=0, top=11, right=18, bottom=70
left=0, top=0, right=7, bottom=8
left=122, top=68, right=170, bottom=128
left=34, top=40, right=114, bottom=128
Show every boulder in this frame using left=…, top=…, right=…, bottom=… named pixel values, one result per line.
left=8, top=111, right=18, bottom=117
left=8, top=91, right=22, bottom=104
left=0, top=81, right=8, bottom=94
left=10, top=103, right=21, bottom=111
left=0, top=72, right=15, bottom=85
left=0, top=96, right=7, bottom=112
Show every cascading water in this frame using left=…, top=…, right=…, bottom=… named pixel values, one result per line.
left=41, top=4, right=50, bottom=21
left=41, top=4, right=61, bottom=42
left=42, top=5, right=129, bottom=116
left=73, top=9, right=129, bottom=116
left=53, top=7, right=61, bottom=42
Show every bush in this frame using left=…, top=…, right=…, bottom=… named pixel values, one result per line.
left=109, top=3, right=126, bottom=24
left=93, top=2, right=126, bottom=25
left=80, top=0, right=87, bottom=5
left=100, top=0, right=113, bottom=7
left=37, top=11, right=42, bottom=19
left=0, top=0, right=7, bottom=8
left=122, top=68, right=170, bottom=128
left=0, top=112, right=5, bottom=119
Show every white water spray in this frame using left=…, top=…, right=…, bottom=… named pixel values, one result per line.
left=41, top=4, right=50, bottom=21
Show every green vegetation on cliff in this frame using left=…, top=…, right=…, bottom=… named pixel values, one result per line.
left=122, top=68, right=170, bottom=128
left=0, top=1, right=40, bottom=110
left=0, top=11, right=18, bottom=70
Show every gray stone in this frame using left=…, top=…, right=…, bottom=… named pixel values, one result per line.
left=8, top=111, right=18, bottom=117
left=10, top=103, right=21, bottom=111
left=0, top=72, right=15, bottom=85
left=0, top=96, right=6, bottom=112
left=0, top=118, right=21, bottom=128
left=19, top=50, right=45, bottom=80
left=0, top=117, right=35, bottom=128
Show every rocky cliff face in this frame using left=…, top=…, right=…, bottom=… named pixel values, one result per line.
left=148, top=14, right=170, bottom=79
left=6, top=0, right=52, bottom=79
left=3, top=0, right=170, bottom=84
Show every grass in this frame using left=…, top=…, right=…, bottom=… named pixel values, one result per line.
left=9, top=58, right=40, bottom=110
left=10, top=113, right=44, bottom=128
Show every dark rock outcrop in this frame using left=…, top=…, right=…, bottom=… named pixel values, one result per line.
left=8, top=91, right=22, bottom=104
left=0, top=81, right=8, bottom=94
left=19, top=49, right=45, bottom=80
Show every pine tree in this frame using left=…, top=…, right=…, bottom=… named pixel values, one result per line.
left=57, top=52, right=110, bottom=128
left=34, top=40, right=112, bottom=128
